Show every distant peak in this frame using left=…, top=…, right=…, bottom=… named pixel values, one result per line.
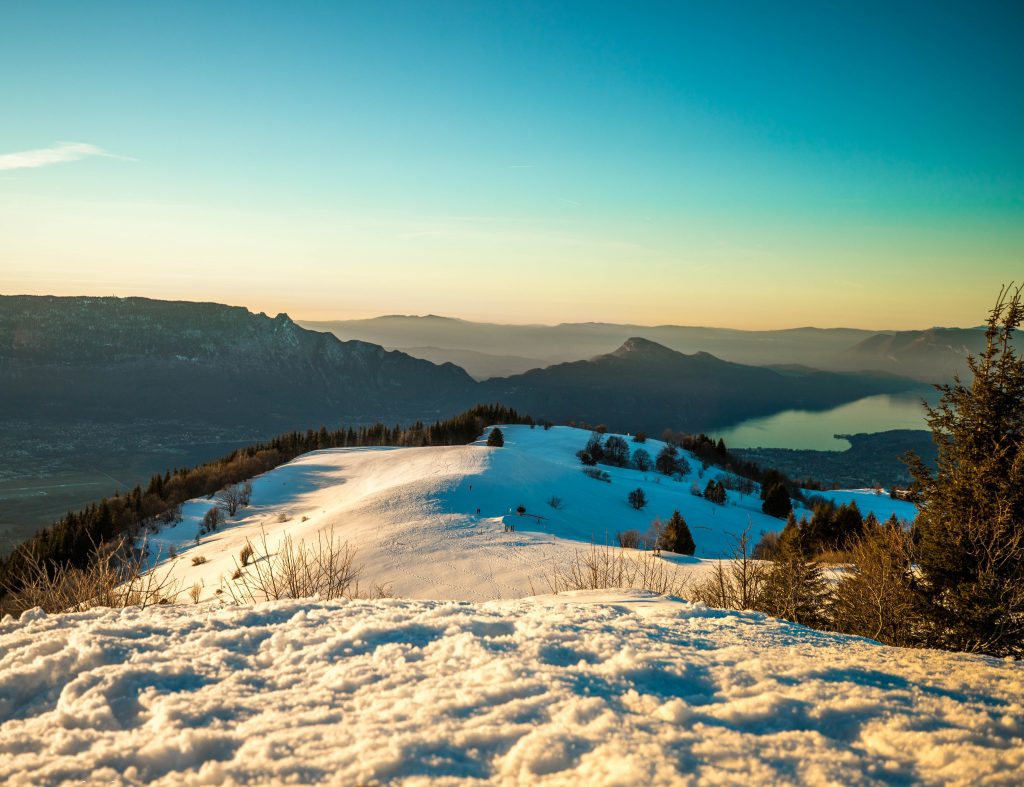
left=610, top=337, right=677, bottom=357
left=375, top=313, right=462, bottom=322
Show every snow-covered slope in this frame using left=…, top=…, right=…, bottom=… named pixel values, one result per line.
left=145, top=425, right=918, bottom=603
left=2, top=592, right=1020, bottom=785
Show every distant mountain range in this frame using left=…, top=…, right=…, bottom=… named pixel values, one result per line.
left=301, top=315, right=992, bottom=383
left=0, top=296, right=477, bottom=429
left=479, top=337, right=923, bottom=434
left=0, top=295, right=930, bottom=539
left=0, top=297, right=927, bottom=437
left=841, top=327, right=993, bottom=382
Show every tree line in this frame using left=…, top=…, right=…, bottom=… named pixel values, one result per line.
left=0, top=404, right=530, bottom=600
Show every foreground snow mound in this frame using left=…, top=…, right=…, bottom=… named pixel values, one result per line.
left=1, top=593, right=1021, bottom=785
left=147, top=425, right=918, bottom=603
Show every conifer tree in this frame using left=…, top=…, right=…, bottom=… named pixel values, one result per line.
left=486, top=427, right=505, bottom=447
left=906, top=284, right=1024, bottom=657
left=761, top=482, right=792, bottom=518
left=758, top=513, right=826, bottom=627
left=658, top=510, right=696, bottom=555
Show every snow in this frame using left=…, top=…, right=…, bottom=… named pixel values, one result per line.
left=4, top=426, right=1019, bottom=784
left=1, top=591, right=1021, bottom=785
left=144, top=426, right=817, bottom=603
left=801, top=488, right=918, bottom=523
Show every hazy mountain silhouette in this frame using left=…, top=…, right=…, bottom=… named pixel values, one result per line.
left=479, top=337, right=925, bottom=434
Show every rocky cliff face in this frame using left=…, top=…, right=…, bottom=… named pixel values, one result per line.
left=0, top=295, right=477, bottom=427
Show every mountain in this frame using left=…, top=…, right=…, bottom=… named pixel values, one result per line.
left=0, top=295, right=477, bottom=428
left=841, top=327, right=994, bottom=382
left=0, top=296, right=479, bottom=547
left=392, top=345, right=545, bottom=380
left=299, top=316, right=882, bottom=378
left=480, top=337, right=926, bottom=434
left=1, top=298, right=927, bottom=543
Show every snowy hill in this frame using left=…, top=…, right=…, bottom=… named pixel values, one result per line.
left=2, top=426, right=1013, bottom=785
left=2, top=591, right=1021, bottom=785
left=144, top=425, right=918, bottom=603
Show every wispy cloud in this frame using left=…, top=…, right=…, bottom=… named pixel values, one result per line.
left=0, top=141, right=132, bottom=171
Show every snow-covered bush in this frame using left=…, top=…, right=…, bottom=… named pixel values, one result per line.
left=582, top=467, right=611, bottom=483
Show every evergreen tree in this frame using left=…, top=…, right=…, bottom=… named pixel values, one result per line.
left=832, top=502, right=864, bottom=546
left=703, top=479, right=726, bottom=505
left=658, top=510, right=696, bottom=555
left=759, top=469, right=786, bottom=500
left=803, top=501, right=839, bottom=553
left=906, top=284, right=1024, bottom=657
left=759, top=513, right=827, bottom=627
left=761, top=482, right=792, bottom=518
left=486, top=427, right=505, bottom=447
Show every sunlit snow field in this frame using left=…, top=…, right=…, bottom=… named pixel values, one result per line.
left=138, top=425, right=918, bottom=602
left=4, top=425, right=1011, bottom=786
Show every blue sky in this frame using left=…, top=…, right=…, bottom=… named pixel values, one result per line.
left=1, top=1, right=1021, bottom=327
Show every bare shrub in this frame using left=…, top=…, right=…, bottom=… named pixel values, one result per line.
left=616, top=530, right=642, bottom=549
left=191, top=555, right=208, bottom=566
left=200, top=506, right=222, bottom=534
left=752, top=530, right=780, bottom=560
left=546, top=496, right=565, bottom=511
left=189, top=582, right=202, bottom=604
left=688, top=528, right=766, bottom=610
left=225, top=527, right=362, bottom=604
left=218, top=481, right=253, bottom=517
left=276, top=512, right=288, bottom=523
left=1, top=538, right=179, bottom=618
left=239, top=543, right=254, bottom=566
left=543, top=544, right=689, bottom=596
left=582, top=467, right=611, bottom=483
left=831, top=524, right=921, bottom=647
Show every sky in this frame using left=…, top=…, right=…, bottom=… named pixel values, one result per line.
left=1, top=1, right=1021, bottom=329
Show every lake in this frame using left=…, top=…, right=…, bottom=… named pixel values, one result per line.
left=711, top=392, right=937, bottom=451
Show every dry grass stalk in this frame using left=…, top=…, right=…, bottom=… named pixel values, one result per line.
left=542, top=543, right=690, bottom=596
left=225, top=526, right=363, bottom=604
left=1, top=538, right=180, bottom=618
